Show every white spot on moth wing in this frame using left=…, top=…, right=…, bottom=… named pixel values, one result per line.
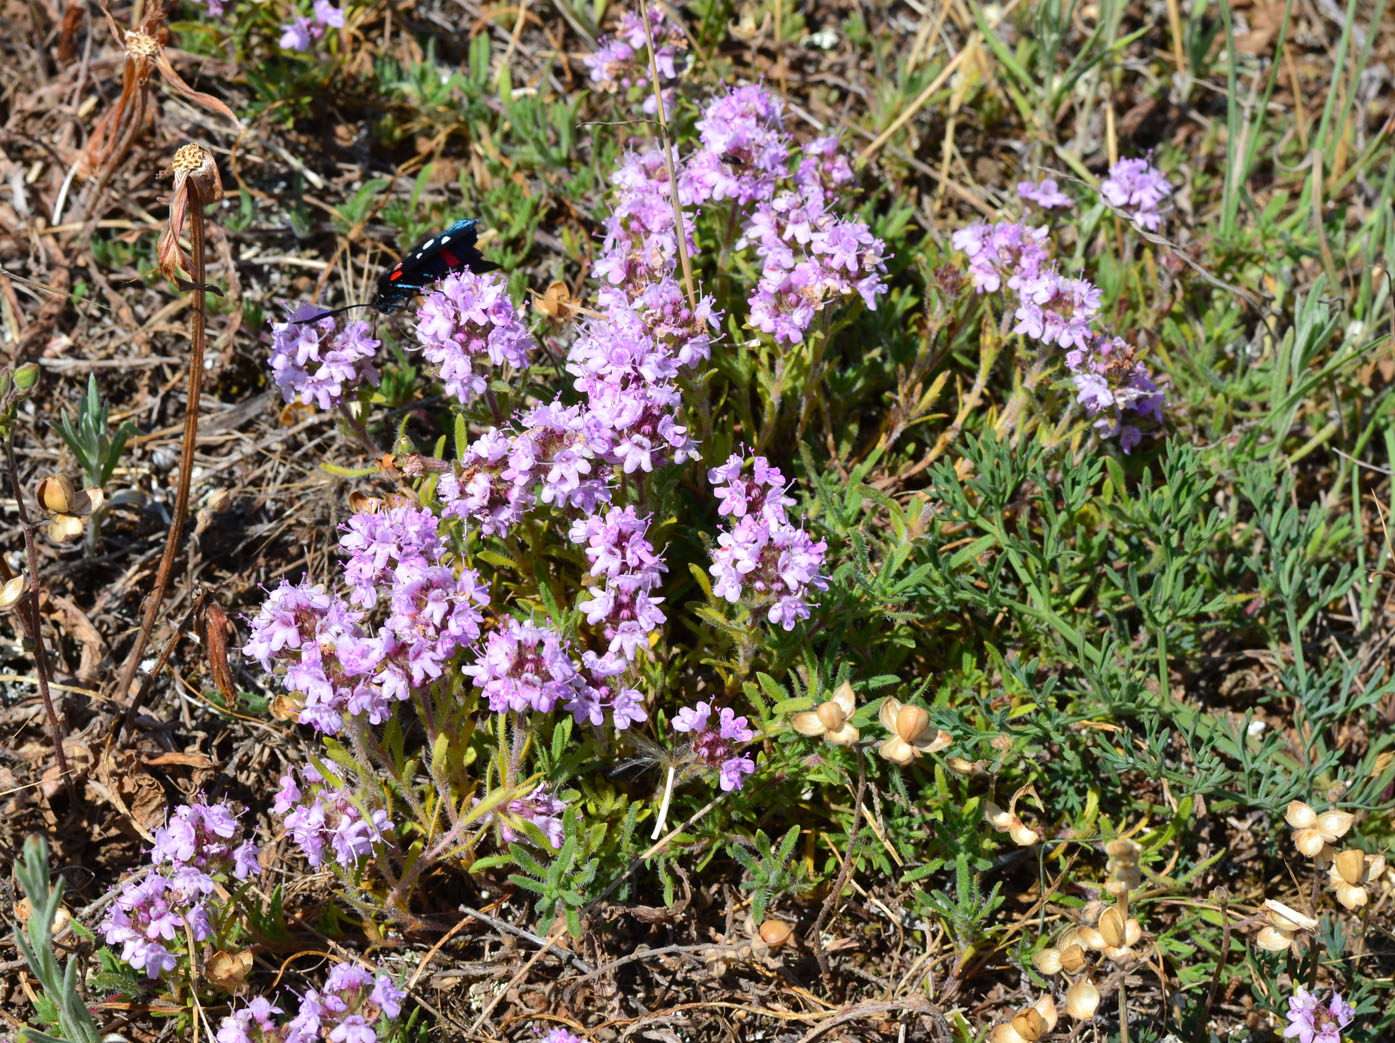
left=416, top=238, right=436, bottom=254
left=440, top=234, right=452, bottom=244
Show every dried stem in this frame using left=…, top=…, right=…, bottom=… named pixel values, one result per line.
left=111, top=171, right=209, bottom=735
left=639, top=4, right=695, bottom=311
left=1, top=437, right=74, bottom=799
left=811, top=744, right=866, bottom=978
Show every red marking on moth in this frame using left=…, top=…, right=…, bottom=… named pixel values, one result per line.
left=439, top=248, right=461, bottom=268
left=389, top=266, right=403, bottom=282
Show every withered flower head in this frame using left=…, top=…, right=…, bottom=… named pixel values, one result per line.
left=157, top=144, right=224, bottom=290
left=1329, top=848, right=1386, bottom=910
left=1255, top=898, right=1318, bottom=952
left=79, top=6, right=241, bottom=185
left=35, top=474, right=105, bottom=543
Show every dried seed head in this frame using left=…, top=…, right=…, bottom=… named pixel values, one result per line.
left=1066, top=978, right=1100, bottom=1020
left=1104, top=837, right=1140, bottom=862
left=125, top=29, right=159, bottom=58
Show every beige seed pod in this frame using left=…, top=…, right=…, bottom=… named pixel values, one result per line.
left=1098, top=907, right=1127, bottom=948
left=1059, top=942, right=1087, bottom=974
left=1067, top=978, right=1101, bottom=1019
left=1032, top=947, right=1062, bottom=975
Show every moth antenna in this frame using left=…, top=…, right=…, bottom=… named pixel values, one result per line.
left=287, top=302, right=373, bottom=325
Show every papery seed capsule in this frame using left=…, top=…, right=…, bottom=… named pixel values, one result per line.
left=1316, top=809, right=1354, bottom=839
left=1059, top=943, right=1087, bottom=973
left=1032, top=947, right=1062, bottom=975
left=1285, top=800, right=1317, bottom=829
left=1328, top=853, right=1361, bottom=886
left=894, top=704, right=931, bottom=742
left=1067, top=978, right=1100, bottom=1019
left=1032, top=995, right=1058, bottom=1031
left=1255, top=925, right=1294, bottom=951
left=1098, top=907, right=1127, bottom=948
left=37, top=474, right=77, bottom=514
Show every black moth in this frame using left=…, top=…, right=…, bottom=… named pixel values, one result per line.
left=293, top=218, right=500, bottom=324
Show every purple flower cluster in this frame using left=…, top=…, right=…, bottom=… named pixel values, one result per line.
left=1013, top=269, right=1100, bottom=350
left=274, top=764, right=393, bottom=870
left=951, top=221, right=1050, bottom=295
left=583, top=5, right=685, bottom=115
left=572, top=505, right=667, bottom=661
left=567, top=283, right=707, bottom=475
left=414, top=270, right=535, bottom=406
left=538, top=1030, right=583, bottom=1043
left=1100, top=155, right=1173, bottom=232
left=268, top=305, right=380, bottom=410
left=243, top=504, right=488, bottom=733
left=479, top=783, right=568, bottom=850
left=683, top=86, right=886, bottom=345
left=595, top=148, right=696, bottom=292
left=683, top=84, right=791, bottom=207
left=464, top=617, right=578, bottom=714
left=215, top=962, right=404, bottom=1043
left=591, top=84, right=885, bottom=346
left=1017, top=177, right=1072, bottom=210
left=1283, top=988, right=1354, bottom=1043
left=1067, top=335, right=1166, bottom=451
left=707, top=452, right=828, bottom=631
left=673, top=701, right=756, bottom=791
left=279, top=0, right=344, bottom=51
left=102, top=798, right=260, bottom=979
left=953, top=163, right=1172, bottom=452
left=532, top=1026, right=577, bottom=1043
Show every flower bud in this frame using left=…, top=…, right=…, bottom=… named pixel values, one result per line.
left=13, top=363, right=38, bottom=393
